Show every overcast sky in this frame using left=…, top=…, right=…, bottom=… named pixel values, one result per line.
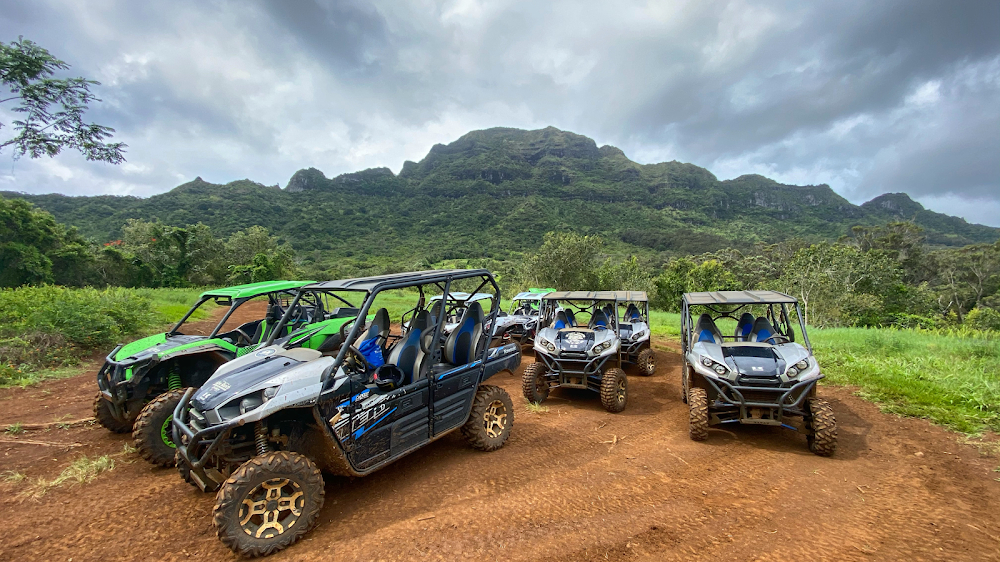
left=2, top=0, right=998, bottom=226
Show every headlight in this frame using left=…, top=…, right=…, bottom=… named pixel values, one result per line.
left=787, top=359, right=809, bottom=378
left=632, top=330, right=646, bottom=340
left=592, top=341, right=613, bottom=354
left=699, top=355, right=728, bottom=376
left=262, top=386, right=279, bottom=402
left=239, top=392, right=264, bottom=414
left=537, top=337, right=555, bottom=352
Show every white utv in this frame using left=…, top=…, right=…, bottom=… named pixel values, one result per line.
left=491, top=287, right=556, bottom=347
left=680, top=290, right=836, bottom=456
left=173, top=270, right=521, bottom=557
left=521, top=291, right=654, bottom=413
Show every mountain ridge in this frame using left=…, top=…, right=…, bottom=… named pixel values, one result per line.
left=2, top=126, right=996, bottom=271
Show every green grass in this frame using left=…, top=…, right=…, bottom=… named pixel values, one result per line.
left=811, top=327, right=999, bottom=434
left=138, top=287, right=216, bottom=324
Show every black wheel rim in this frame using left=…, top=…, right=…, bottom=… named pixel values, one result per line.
left=238, top=478, right=305, bottom=539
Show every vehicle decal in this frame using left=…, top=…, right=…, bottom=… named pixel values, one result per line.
left=352, top=406, right=396, bottom=440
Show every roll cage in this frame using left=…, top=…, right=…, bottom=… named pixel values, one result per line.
left=680, top=290, right=810, bottom=355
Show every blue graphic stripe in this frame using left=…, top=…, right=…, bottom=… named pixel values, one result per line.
left=353, top=407, right=397, bottom=440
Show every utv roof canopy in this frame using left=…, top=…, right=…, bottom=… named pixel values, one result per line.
left=682, top=290, right=797, bottom=306
left=512, top=288, right=557, bottom=300
left=200, top=280, right=314, bottom=300
left=543, top=291, right=648, bottom=302
left=303, top=269, right=491, bottom=292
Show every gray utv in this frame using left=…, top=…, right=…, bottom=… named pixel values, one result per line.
left=173, top=270, right=521, bottom=557
left=681, top=290, right=836, bottom=456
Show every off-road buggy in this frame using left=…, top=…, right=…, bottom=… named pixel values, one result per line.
left=173, top=270, right=521, bottom=557
left=95, top=281, right=321, bottom=466
left=492, top=287, right=556, bottom=347
left=522, top=291, right=654, bottom=413
left=405, top=291, right=496, bottom=336
left=680, top=290, right=836, bottom=456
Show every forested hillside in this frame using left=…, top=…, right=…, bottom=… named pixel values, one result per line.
left=5, top=127, right=997, bottom=277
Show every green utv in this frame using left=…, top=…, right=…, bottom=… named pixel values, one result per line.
left=95, top=280, right=342, bottom=466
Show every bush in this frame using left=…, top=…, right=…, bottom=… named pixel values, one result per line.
left=0, top=285, right=157, bottom=384
left=966, top=307, right=1000, bottom=332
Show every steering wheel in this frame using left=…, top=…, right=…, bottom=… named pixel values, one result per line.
left=344, top=345, right=371, bottom=373
left=764, top=335, right=791, bottom=344
left=234, top=328, right=253, bottom=346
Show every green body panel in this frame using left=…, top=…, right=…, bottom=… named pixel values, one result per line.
left=288, top=316, right=364, bottom=350
left=200, top=280, right=315, bottom=300
left=115, top=333, right=168, bottom=361
left=165, top=338, right=239, bottom=356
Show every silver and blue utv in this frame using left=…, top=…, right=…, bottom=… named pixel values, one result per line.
left=521, top=291, right=655, bottom=413
left=491, top=287, right=556, bottom=347
left=681, top=290, right=836, bottom=456
left=173, top=270, right=521, bottom=557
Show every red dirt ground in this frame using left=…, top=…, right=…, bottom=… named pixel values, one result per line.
left=1, top=308, right=998, bottom=561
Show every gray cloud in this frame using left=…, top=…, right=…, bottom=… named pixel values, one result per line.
left=0, top=0, right=997, bottom=226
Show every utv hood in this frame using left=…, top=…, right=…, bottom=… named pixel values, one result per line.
left=113, top=333, right=206, bottom=363
left=722, top=346, right=785, bottom=380
left=192, top=347, right=324, bottom=412
left=556, top=329, right=596, bottom=351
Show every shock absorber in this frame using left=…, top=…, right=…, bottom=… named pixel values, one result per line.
left=254, top=421, right=271, bottom=456
left=167, top=368, right=182, bottom=391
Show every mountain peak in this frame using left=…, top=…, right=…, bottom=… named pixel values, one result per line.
left=862, top=193, right=925, bottom=216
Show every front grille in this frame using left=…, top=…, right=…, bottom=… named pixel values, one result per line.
left=740, top=390, right=781, bottom=403
left=560, top=351, right=587, bottom=360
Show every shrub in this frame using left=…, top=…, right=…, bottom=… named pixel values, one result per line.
left=966, top=307, right=1000, bottom=332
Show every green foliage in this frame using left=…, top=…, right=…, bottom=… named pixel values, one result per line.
left=966, top=307, right=1000, bottom=332
left=519, top=232, right=603, bottom=290
left=813, top=327, right=1000, bottom=433
left=0, top=285, right=158, bottom=386
left=225, top=226, right=295, bottom=283
left=0, top=37, right=125, bottom=163
left=0, top=195, right=91, bottom=287
left=651, top=258, right=738, bottom=311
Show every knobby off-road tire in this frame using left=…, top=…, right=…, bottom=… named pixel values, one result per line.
left=806, top=398, right=837, bottom=457
left=600, top=368, right=628, bottom=413
left=522, top=362, right=549, bottom=404
left=636, top=348, right=656, bottom=376
left=462, top=385, right=514, bottom=451
left=133, top=387, right=189, bottom=467
left=93, top=391, right=134, bottom=434
left=214, top=451, right=325, bottom=558
left=688, top=387, right=709, bottom=441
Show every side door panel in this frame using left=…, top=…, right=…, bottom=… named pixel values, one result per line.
left=347, top=378, right=430, bottom=470
left=431, top=363, right=479, bottom=436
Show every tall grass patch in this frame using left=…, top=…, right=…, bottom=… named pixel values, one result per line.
left=0, top=286, right=161, bottom=386
left=812, top=327, right=1000, bottom=433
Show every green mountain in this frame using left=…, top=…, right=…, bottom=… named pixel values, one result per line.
left=4, top=127, right=997, bottom=270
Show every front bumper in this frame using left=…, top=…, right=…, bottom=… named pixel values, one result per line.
left=620, top=339, right=647, bottom=359
left=173, top=387, right=240, bottom=491
left=96, top=345, right=159, bottom=422
left=535, top=351, right=613, bottom=391
left=698, top=371, right=823, bottom=427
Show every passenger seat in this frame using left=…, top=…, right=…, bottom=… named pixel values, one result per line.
left=386, top=310, right=430, bottom=385
left=695, top=313, right=723, bottom=344
left=443, top=302, right=484, bottom=365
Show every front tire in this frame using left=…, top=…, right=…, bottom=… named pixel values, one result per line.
left=214, top=451, right=325, bottom=558
left=636, top=348, right=656, bottom=376
left=522, top=362, right=549, bottom=403
left=600, top=368, right=628, bottom=413
left=688, top=387, right=709, bottom=441
left=176, top=450, right=197, bottom=487
left=806, top=398, right=837, bottom=457
left=133, top=388, right=189, bottom=467
left=93, top=391, right=134, bottom=434
left=462, top=385, right=514, bottom=451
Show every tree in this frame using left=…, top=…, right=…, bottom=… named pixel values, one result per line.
left=651, top=258, right=737, bottom=311
left=1, top=37, right=125, bottom=162
left=520, top=231, right=602, bottom=290
left=120, top=219, right=223, bottom=286
left=225, top=226, right=295, bottom=283
left=0, top=195, right=93, bottom=287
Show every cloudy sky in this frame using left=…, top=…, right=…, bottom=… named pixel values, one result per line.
left=2, top=0, right=999, bottom=225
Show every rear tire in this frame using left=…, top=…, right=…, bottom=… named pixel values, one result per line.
left=636, top=348, right=656, bottom=376
left=806, top=398, right=837, bottom=457
left=462, top=385, right=514, bottom=451
left=688, top=387, right=709, bottom=441
left=93, top=392, right=134, bottom=434
left=522, top=362, right=549, bottom=404
left=214, top=451, right=325, bottom=558
left=133, top=388, right=188, bottom=467
left=600, top=368, right=628, bottom=413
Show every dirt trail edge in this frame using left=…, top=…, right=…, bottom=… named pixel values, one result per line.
left=1, top=343, right=998, bottom=562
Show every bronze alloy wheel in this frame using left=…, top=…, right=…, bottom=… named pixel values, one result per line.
left=238, top=478, right=305, bottom=539
left=483, top=399, right=508, bottom=438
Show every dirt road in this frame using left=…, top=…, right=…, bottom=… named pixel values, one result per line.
left=1, top=311, right=998, bottom=561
